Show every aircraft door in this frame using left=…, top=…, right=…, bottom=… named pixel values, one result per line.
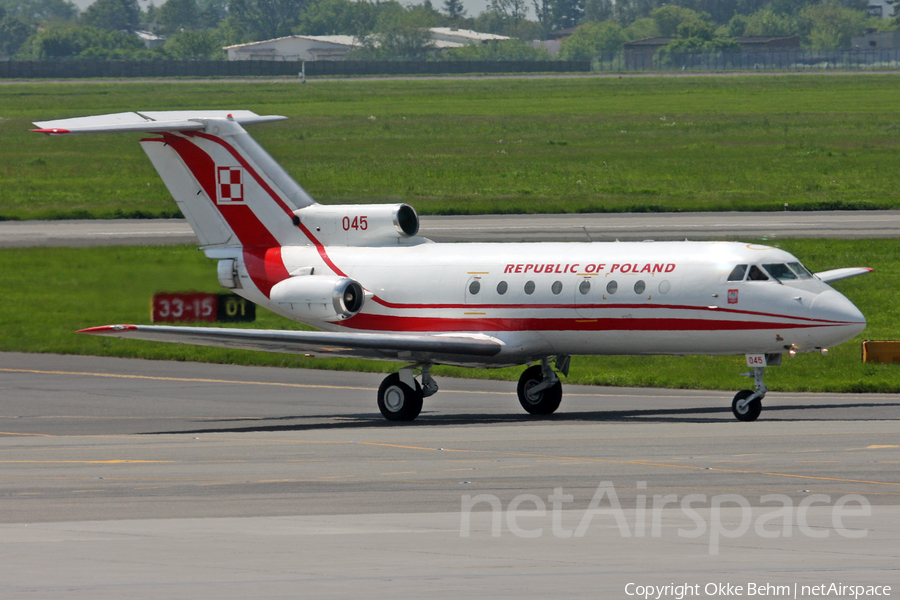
left=575, top=276, right=596, bottom=318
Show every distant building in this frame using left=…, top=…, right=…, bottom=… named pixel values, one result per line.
left=134, top=30, right=165, bottom=50
left=429, top=27, right=510, bottom=46
left=225, top=35, right=360, bottom=61
left=622, top=37, right=672, bottom=62
left=867, top=0, right=896, bottom=18
left=735, top=36, right=801, bottom=51
left=225, top=28, right=510, bottom=61
left=852, top=29, right=900, bottom=49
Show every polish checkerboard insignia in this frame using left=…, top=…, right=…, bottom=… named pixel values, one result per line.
left=217, top=166, right=243, bottom=204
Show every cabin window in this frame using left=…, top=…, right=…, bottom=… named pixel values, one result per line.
left=763, top=263, right=797, bottom=281
left=524, top=280, right=535, bottom=295
left=551, top=281, right=563, bottom=295
left=497, top=281, right=508, bottom=295
left=727, top=265, right=747, bottom=281
left=787, top=262, right=813, bottom=279
left=634, top=280, right=646, bottom=295
left=606, top=280, right=618, bottom=294
left=747, top=265, right=769, bottom=281
left=469, top=280, right=481, bottom=295
left=579, top=280, right=591, bottom=295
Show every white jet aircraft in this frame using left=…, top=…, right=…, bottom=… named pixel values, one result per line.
left=33, top=110, right=870, bottom=422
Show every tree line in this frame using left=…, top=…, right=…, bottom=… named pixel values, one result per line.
left=0, top=0, right=894, bottom=61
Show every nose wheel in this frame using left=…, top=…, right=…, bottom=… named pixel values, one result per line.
left=732, top=389, right=762, bottom=421
left=731, top=358, right=776, bottom=422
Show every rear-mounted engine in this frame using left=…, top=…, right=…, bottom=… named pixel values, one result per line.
left=292, top=203, right=420, bottom=246
left=269, top=275, right=365, bottom=321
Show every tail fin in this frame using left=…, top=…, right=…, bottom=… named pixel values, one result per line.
left=33, top=111, right=315, bottom=248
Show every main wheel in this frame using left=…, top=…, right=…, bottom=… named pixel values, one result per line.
left=517, top=365, right=563, bottom=415
left=378, top=373, right=424, bottom=422
left=732, top=389, right=762, bottom=422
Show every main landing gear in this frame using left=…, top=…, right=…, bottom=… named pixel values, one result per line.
left=516, top=356, right=569, bottom=416
left=731, top=354, right=781, bottom=422
left=377, top=364, right=438, bottom=421
left=376, top=356, right=571, bottom=422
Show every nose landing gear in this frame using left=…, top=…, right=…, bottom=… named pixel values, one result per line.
left=732, top=354, right=781, bottom=422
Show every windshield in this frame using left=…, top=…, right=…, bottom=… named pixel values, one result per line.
left=762, top=263, right=798, bottom=281
left=747, top=265, right=769, bottom=281
left=787, top=262, right=814, bottom=279
left=727, top=265, right=747, bottom=281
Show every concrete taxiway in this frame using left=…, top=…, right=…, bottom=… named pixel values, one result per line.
left=3, top=210, right=900, bottom=248
left=1, top=352, right=898, bottom=599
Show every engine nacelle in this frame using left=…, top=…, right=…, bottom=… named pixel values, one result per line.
left=292, top=203, right=419, bottom=246
left=269, top=275, right=364, bottom=321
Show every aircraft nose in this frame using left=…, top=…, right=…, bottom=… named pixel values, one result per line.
left=810, top=290, right=866, bottom=337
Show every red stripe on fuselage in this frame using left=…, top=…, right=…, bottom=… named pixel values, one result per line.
left=339, top=314, right=847, bottom=333
left=366, top=299, right=853, bottom=326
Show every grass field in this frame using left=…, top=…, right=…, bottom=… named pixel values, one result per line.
left=3, top=75, right=900, bottom=220
left=1, top=239, right=896, bottom=393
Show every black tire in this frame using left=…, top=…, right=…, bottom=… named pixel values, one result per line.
left=732, top=389, right=762, bottom=422
left=517, top=365, right=563, bottom=415
left=377, top=373, right=423, bottom=422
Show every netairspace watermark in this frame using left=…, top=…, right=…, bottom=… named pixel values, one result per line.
left=459, top=481, right=872, bottom=555
left=624, top=583, right=891, bottom=599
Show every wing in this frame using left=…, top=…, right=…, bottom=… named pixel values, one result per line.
left=815, top=267, right=873, bottom=284
left=78, top=325, right=503, bottom=363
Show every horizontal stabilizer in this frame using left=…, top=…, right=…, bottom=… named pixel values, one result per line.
left=78, top=325, right=503, bottom=362
left=815, top=267, right=873, bottom=284
left=32, top=111, right=286, bottom=135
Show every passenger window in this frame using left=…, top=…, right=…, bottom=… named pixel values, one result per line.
left=497, top=281, right=508, bottom=295
left=763, top=263, right=797, bottom=281
left=606, top=280, right=618, bottom=294
left=579, top=280, right=591, bottom=295
left=747, top=265, right=769, bottom=281
left=524, top=281, right=535, bottom=295
left=787, top=262, right=813, bottom=279
left=634, top=280, right=646, bottom=294
left=551, top=281, right=563, bottom=295
left=727, top=265, right=747, bottom=281
left=469, top=280, right=481, bottom=294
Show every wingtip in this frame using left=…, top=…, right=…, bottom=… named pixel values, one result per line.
left=30, top=128, right=70, bottom=135
left=78, top=325, right=138, bottom=334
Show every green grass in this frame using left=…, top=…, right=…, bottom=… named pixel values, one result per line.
left=3, top=75, right=900, bottom=220
left=1, top=239, right=897, bottom=393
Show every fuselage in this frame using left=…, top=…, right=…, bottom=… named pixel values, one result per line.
left=232, top=239, right=866, bottom=367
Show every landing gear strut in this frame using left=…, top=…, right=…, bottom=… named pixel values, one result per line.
left=732, top=354, right=780, bottom=422
left=377, top=364, right=437, bottom=422
left=516, top=356, right=568, bottom=416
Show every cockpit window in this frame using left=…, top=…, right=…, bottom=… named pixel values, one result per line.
left=747, top=265, right=769, bottom=281
left=787, top=262, right=813, bottom=279
left=762, top=263, right=798, bottom=281
left=727, top=265, right=747, bottom=281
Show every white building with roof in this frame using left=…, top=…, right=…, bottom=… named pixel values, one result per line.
left=224, top=28, right=511, bottom=61
left=224, top=35, right=361, bottom=61
left=428, top=27, right=510, bottom=46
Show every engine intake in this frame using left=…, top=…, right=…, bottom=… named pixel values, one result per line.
left=269, top=275, right=365, bottom=321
